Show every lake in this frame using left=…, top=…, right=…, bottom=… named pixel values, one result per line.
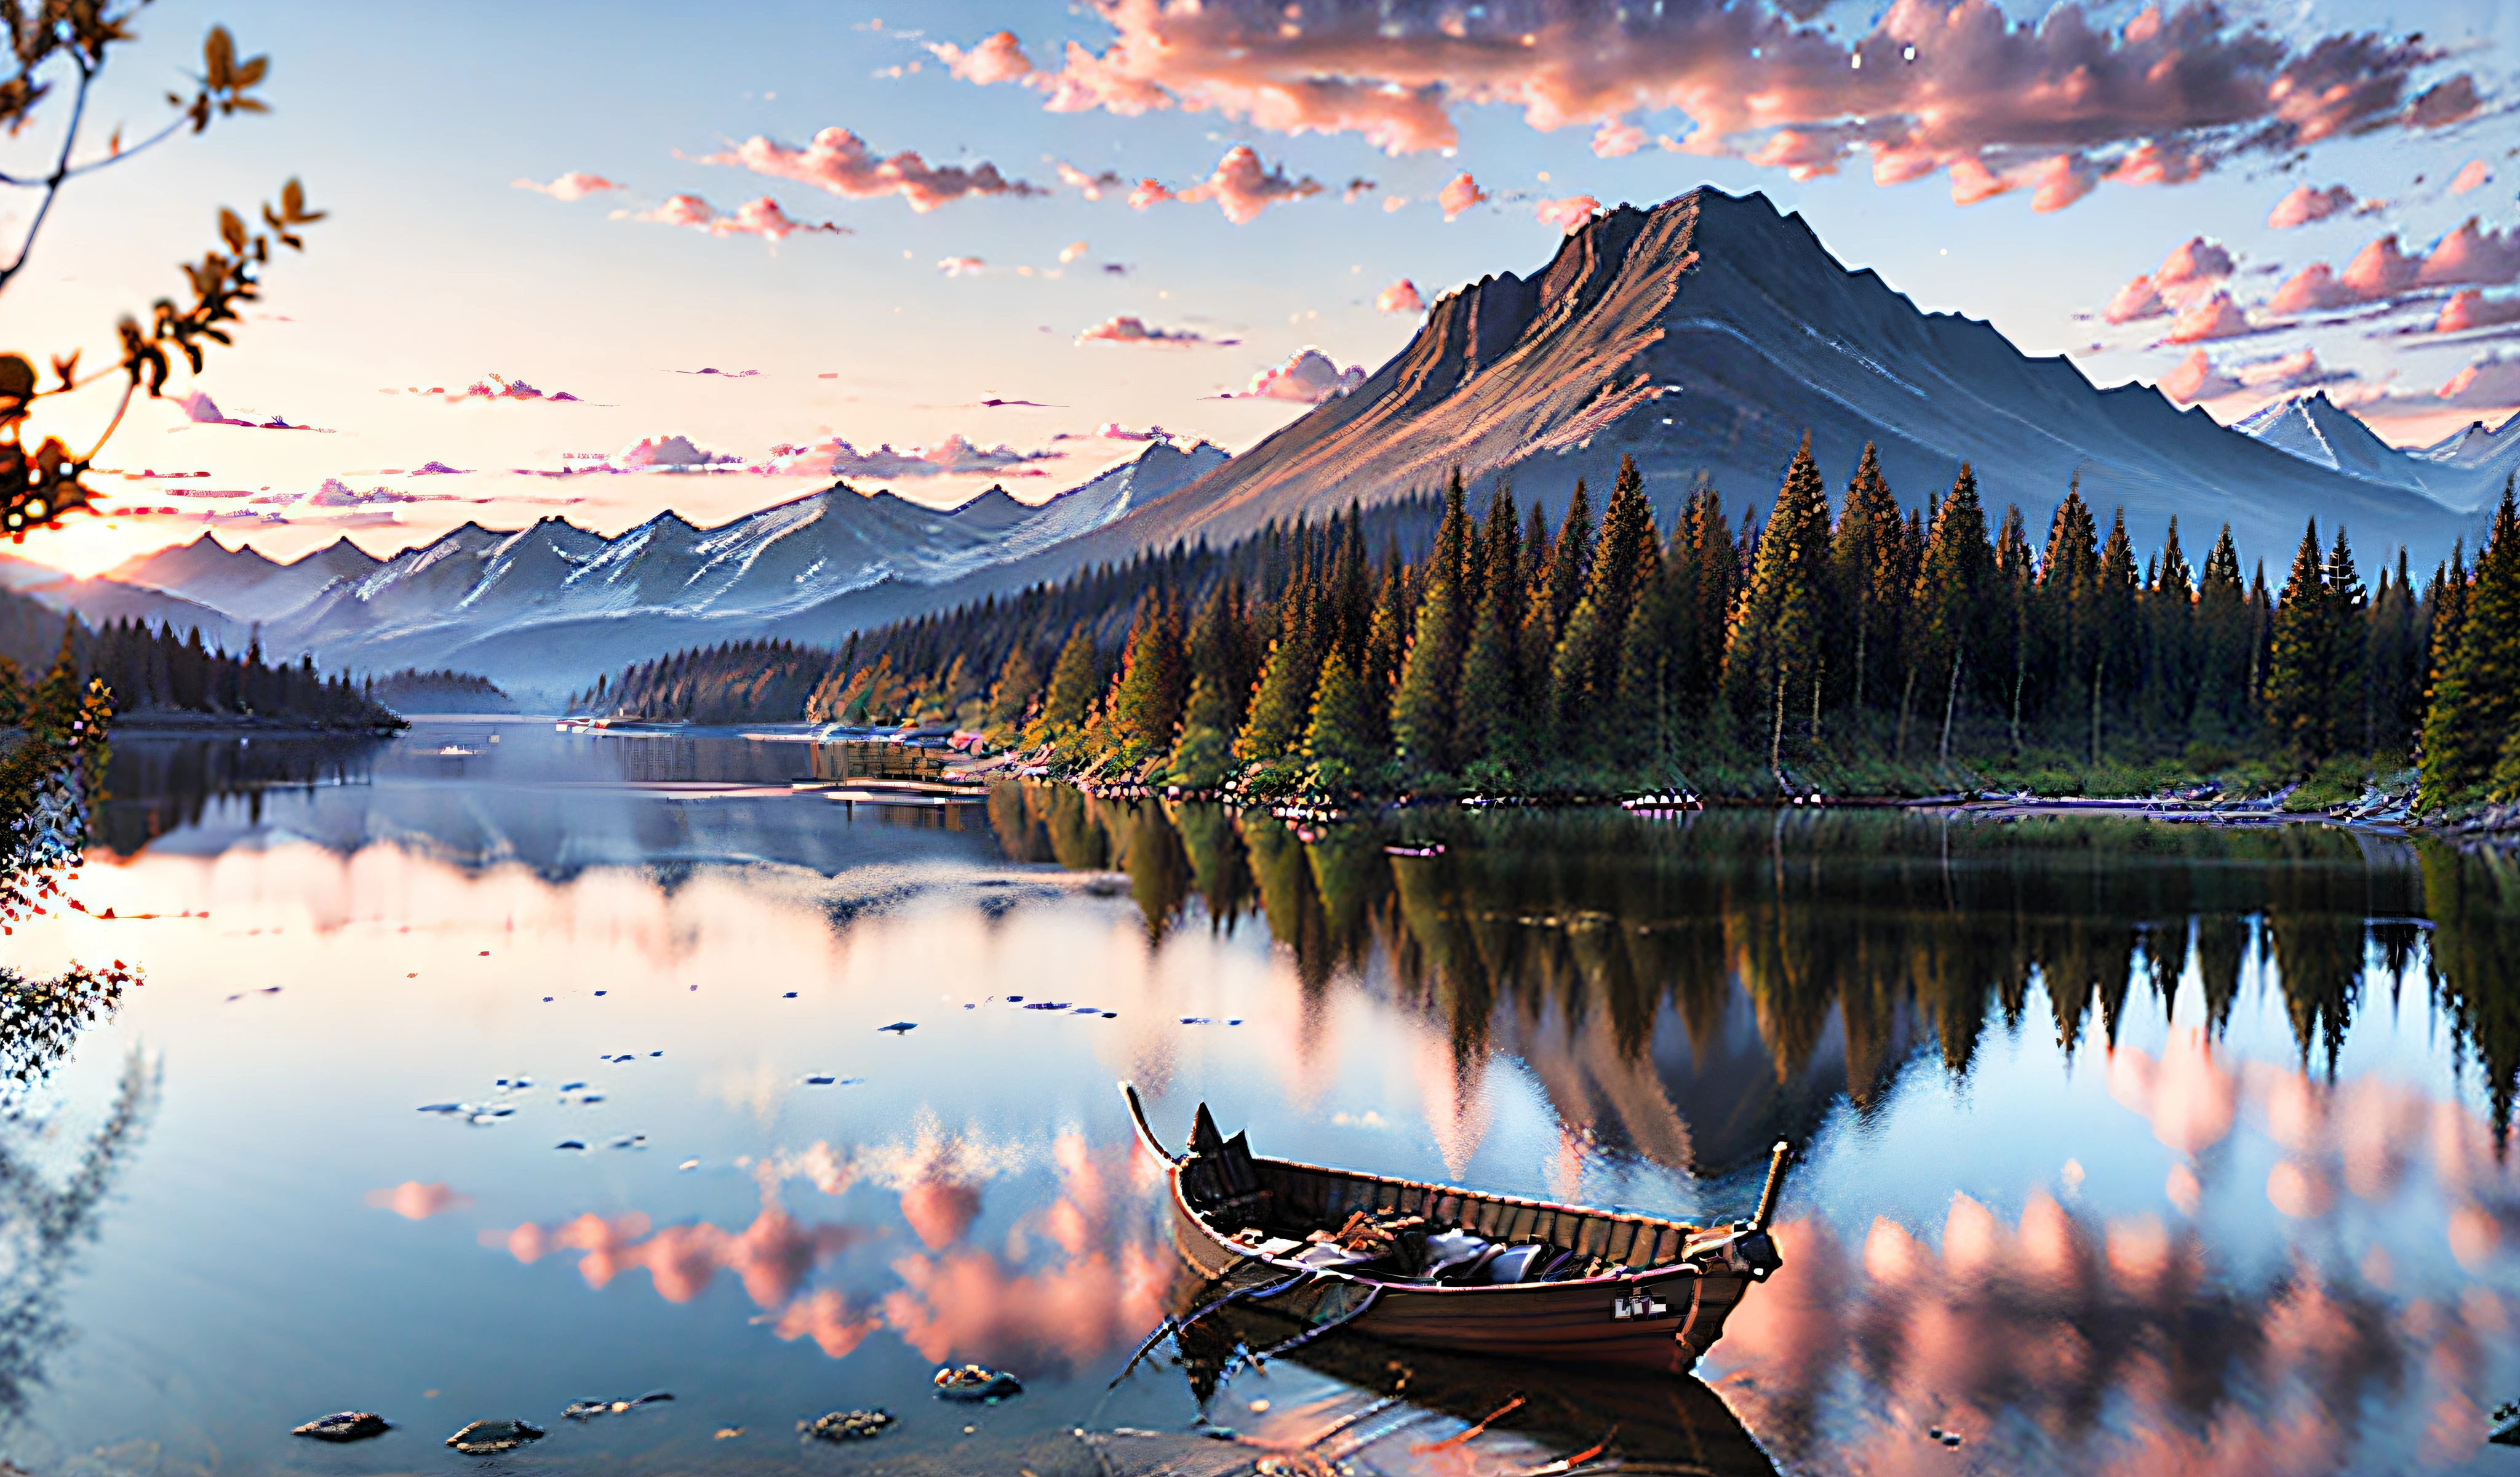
left=2, top=718, right=2514, bottom=1475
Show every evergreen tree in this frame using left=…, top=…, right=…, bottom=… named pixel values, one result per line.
left=1238, top=562, right=1322, bottom=764
left=2323, top=523, right=2367, bottom=756
left=1911, top=463, right=1993, bottom=767
left=1391, top=472, right=1473, bottom=777
left=1831, top=442, right=1905, bottom=714
left=2265, top=520, right=2334, bottom=764
left=1029, top=628, right=1101, bottom=746
left=1302, top=648, right=1378, bottom=792
left=984, top=642, right=1042, bottom=735
left=1554, top=456, right=1664, bottom=766
left=2424, top=482, right=2519, bottom=804
left=1110, top=590, right=1189, bottom=756
left=2195, top=524, right=2250, bottom=743
left=2092, top=509, right=2140, bottom=766
left=1993, top=505, right=2035, bottom=754
left=2143, top=516, right=2197, bottom=742
left=1455, top=486, right=1524, bottom=772
left=1723, top=434, right=1833, bottom=772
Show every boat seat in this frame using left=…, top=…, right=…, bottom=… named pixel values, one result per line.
left=1467, top=1243, right=1552, bottom=1286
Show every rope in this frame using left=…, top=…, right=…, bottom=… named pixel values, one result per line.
left=1105, top=1265, right=1314, bottom=1389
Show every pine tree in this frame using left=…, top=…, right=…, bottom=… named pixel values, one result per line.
left=1391, top=472, right=1472, bottom=778
left=2092, top=509, right=2140, bottom=766
left=1910, top=463, right=1993, bottom=768
left=2265, top=519, right=2334, bottom=765
left=1554, top=456, right=1664, bottom=766
left=2425, top=481, right=2519, bottom=804
left=1110, top=590, right=1189, bottom=756
left=984, top=642, right=1043, bottom=735
left=1238, top=563, right=1322, bottom=764
left=1832, top=442, right=1905, bottom=716
left=2323, top=523, right=2367, bottom=756
left=1722, top=433, right=1833, bottom=773
left=2142, top=516, right=2196, bottom=742
left=1302, top=648, right=1378, bottom=792
left=1993, top=505, right=2035, bottom=754
left=1029, top=628, right=1101, bottom=745
left=1455, top=485, right=1523, bottom=772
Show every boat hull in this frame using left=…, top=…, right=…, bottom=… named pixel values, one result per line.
left=1165, top=1175, right=1753, bottom=1373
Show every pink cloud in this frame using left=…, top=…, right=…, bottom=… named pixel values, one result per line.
left=1224, top=347, right=1365, bottom=402
left=446, top=373, right=580, bottom=403
left=2433, top=352, right=2520, bottom=410
left=1438, top=172, right=1488, bottom=221
left=1053, top=422, right=1170, bottom=442
left=931, top=4, right=2449, bottom=209
left=1592, top=118, right=1646, bottom=157
left=938, top=256, right=986, bottom=276
left=488, top=1204, right=867, bottom=1310
left=698, top=127, right=1043, bottom=212
left=2158, top=345, right=2355, bottom=404
left=2156, top=236, right=2235, bottom=289
left=169, top=391, right=329, bottom=430
left=927, top=31, right=1033, bottom=84
left=775, top=434, right=1061, bottom=479
left=2270, top=183, right=2358, bottom=228
left=1341, top=177, right=1378, bottom=203
left=2105, top=277, right=2167, bottom=324
left=1376, top=279, right=1425, bottom=314
left=2450, top=159, right=2495, bottom=196
left=618, top=433, right=740, bottom=468
left=1056, top=162, right=1123, bottom=199
left=1075, top=315, right=1234, bottom=346
left=2439, top=290, right=2520, bottom=334
left=1176, top=144, right=1320, bottom=223
left=2166, top=290, right=2250, bottom=342
left=1534, top=194, right=1601, bottom=233
left=512, top=172, right=620, bottom=202
left=1126, top=178, right=1174, bottom=209
left=2271, top=220, right=2520, bottom=319
left=305, top=478, right=426, bottom=508
left=365, top=1181, right=472, bottom=1220
left=623, top=193, right=847, bottom=241
left=2158, top=349, right=2237, bottom=403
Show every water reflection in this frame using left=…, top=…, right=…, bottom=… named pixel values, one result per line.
left=0, top=1052, right=155, bottom=1417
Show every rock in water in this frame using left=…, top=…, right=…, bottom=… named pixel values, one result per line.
left=800, top=1409, right=895, bottom=1442
left=933, top=1364, right=1023, bottom=1402
left=445, top=1419, right=544, bottom=1454
left=292, top=1411, right=391, bottom=1442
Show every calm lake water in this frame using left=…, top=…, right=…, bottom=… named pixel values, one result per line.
left=3, top=719, right=2516, bottom=1475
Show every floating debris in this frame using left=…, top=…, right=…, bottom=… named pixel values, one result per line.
left=560, top=1081, right=586, bottom=1092
left=446, top=1419, right=544, bottom=1454
left=1384, top=842, right=1446, bottom=857
left=879, top=1022, right=917, bottom=1033
left=802, top=1074, right=837, bottom=1086
left=610, top=1134, right=647, bottom=1150
left=715, top=1427, right=744, bottom=1439
left=1022, top=1001, right=1072, bottom=1011
left=801, top=1409, right=895, bottom=1443
left=679, top=1159, right=700, bottom=1171
left=649, top=1051, right=663, bottom=1057
left=417, top=1103, right=464, bottom=1115
left=1181, top=1017, right=1211, bottom=1025
left=580, top=1093, right=605, bottom=1103
left=292, top=1411, right=391, bottom=1442
left=933, top=1364, right=1023, bottom=1403
left=783, top=991, right=799, bottom=998
left=564, top=1391, right=672, bottom=1420
left=1928, top=1426, right=1965, bottom=1449
left=555, top=1140, right=586, bottom=1151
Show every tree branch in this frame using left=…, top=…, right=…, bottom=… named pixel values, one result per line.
left=0, top=57, right=97, bottom=292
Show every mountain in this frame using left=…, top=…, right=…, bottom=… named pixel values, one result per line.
left=16, top=576, right=245, bottom=650
left=2233, top=393, right=2510, bottom=513
left=106, top=534, right=383, bottom=625
left=79, top=440, right=1221, bottom=695
left=1096, top=188, right=2463, bottom=570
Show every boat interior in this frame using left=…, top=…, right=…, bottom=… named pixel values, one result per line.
left=1176, top=1103, right=1708, bottom=1289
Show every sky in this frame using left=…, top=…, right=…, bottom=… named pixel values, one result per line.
left=2, top=0, right=2514, bottom=576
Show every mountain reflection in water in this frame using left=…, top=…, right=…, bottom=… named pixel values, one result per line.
left=9, top=727, right=2517, bottom=1476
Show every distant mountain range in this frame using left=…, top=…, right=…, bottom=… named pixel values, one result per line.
left=17, top=186, right=2506, bottom=700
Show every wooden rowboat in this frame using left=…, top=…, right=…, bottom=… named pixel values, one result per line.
left=1123, top=1083, right=1789, bottom=1374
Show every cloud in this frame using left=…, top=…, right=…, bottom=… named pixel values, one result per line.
left=623, top=193, right=849, bottom=240
left=2157, top=345, right=2355, bottom=404
left=2450, top=159, right=2495, bottom=196
left=367, top=1181, right=472, bottom=1220
left=675, top=367, right=759, bottom=377
left=1126, top=178, right=1173, bottom=209
left=305, top=478, right=429, bottom=507
left=618, top=434, right=741, bottom=468
left=700, top=127, right=1043, bottom=213
left=1535, top=193, right=1601, bottom=232
left=2104, top=277, right=2169, bottom=324
left=2440, top=290, right=2520, bottom=334
left=938, top=256, right=987, bottom=276
left=933, top=3, right=2457, bottom=210
left=927, top=31, right=1033, bottom=84
left=1224, top=346, right=1365, bottom=402
left=447, top=372, right=580, bottom=403
left=2107, top=234, right=2238, bottom=324
left=512, top=172, right=620, bottom=202
left=1592, top=118, right=1647, bottom=157
left=1075, top=315, right=1235, bottom=346
left=487, top=1203, right=869, bottom=1310
left=2166, top=290, right=2251, bottom=342
left=1376, top=279, right=1424, bottom=314
left=2270, top=220, right=2520, bottom=318
left=410, top=461, right=468, bottom=474
left=1056, top=162, right=1124, bottom=199
left=2269, top=183, right=2358, bottom=228
left=1438, top=172, right=1488, bottom=221
left=776, top=434, right=1061, bottom=479
left=169, top=391, right=328, bottom=430
left=1176, top=144, right=1320, bottom=223
left=1342, top=177, right=1377, bottom=203
left=2431, top=351, right=2520, bottom=410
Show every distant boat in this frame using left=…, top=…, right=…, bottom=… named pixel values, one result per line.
left=1125, top=1085, right=1788, bottom=1372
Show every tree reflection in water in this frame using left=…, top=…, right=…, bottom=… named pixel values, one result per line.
left=0, top=1051, right=156, bottom=1418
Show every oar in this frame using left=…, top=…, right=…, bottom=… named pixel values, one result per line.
left=1750, top=1139, right=1792, bottom=1232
